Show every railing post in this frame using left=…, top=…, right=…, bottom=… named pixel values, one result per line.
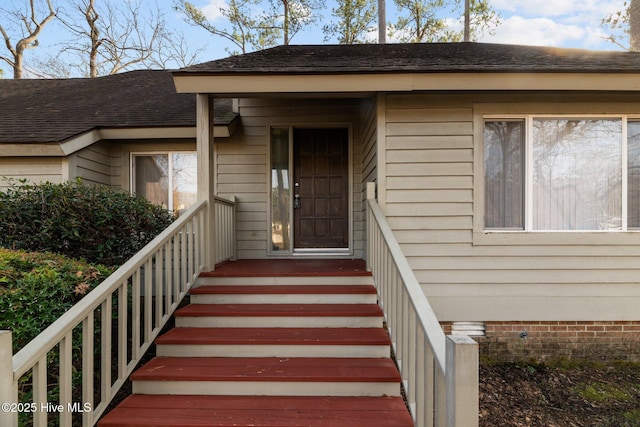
left=445, top=335, right=479, bottom=427
left=0, top=331, right=17, bottom=427
left=365, top=182, right=376, bottom=272
left=231, top=196, right=237, bottom=261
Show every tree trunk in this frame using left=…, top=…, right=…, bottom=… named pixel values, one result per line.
left=13, top=49, right=23, bottom=79
left=464, top=0, right=470, bottom=42
left=378, top=0, right=386, bottom=43
left=631, top=0, right=640, bottom=51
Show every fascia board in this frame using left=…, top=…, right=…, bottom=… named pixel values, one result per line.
left=173, top=72, right=640, bottom=94
left=0, top=144, right=65, bottom=156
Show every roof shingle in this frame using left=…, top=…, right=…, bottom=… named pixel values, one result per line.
left=0, top=70, right=235, bottom=144
left=175, top=43, right=640, bottom=75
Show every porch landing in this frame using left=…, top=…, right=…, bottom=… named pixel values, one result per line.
left=203, top=258, right=369, bottom=277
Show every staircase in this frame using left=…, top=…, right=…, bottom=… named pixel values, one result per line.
left=99, top=261, right=414, bottom=426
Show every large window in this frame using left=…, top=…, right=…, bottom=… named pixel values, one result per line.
left=132, top=152, right=197, bottom=215
left=484, top=117, right=640, bottom=231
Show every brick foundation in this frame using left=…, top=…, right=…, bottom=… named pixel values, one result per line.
left=442, top=321, right=640, bottom=363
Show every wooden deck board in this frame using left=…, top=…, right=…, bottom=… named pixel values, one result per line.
left=99, top=395, right=413, bottom=427
left=190, top=284, right=377, bottom=295
left=175, top=304, right=383, bottom=317
left=130, top=357, right=401, bottom=383
left=203, top=259, right=370, bottom=277
left=156, top=327, right=391, bottom=346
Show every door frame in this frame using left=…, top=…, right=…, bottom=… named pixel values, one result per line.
left=268, top=123, right=353, bottom=257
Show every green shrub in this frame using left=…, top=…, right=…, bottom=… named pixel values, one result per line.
left=0, top=249, right=114, bottom=425
left=0, top=179, right=174, bottom=267
left=0, top=248, right=113, bottom=352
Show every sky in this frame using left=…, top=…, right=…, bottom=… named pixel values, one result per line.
left=0, top=0, right=631, bottom=77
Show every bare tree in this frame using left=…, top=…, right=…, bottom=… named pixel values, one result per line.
left=58, top=0, right=170, bottom=77
left=632, top=0, right=640, bottom=50
left=0, top=0, right=57, bottom=79
left=603, top=0, right=640, bottom=51
left=151, top=30, right=207, bottom=69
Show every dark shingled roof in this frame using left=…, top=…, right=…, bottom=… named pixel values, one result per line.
left=175, top=42, right=640, bottom=75
left=0, top=69, right=236, bottom=144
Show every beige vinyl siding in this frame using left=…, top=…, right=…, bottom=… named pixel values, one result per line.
left=383, top=93, right=640, bottom=322
left=219, top=97, right=370, bottom=259
left=0, top=157, right=64, bottom=190
left=354, top=98, right=377, bottom=257
left=71, top=140, right=113, bottom=186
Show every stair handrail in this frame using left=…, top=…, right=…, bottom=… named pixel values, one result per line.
left=365, top=182, right=478, bottom=427
left=0, top=199, right=216, bottom=427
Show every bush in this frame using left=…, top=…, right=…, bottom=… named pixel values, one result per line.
left=0, top=248, right=113, bottom=352
left=0, top=249, right=114, bottom=425
left=0, top=179, right=175, bottom=267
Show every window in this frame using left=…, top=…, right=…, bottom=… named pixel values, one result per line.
left=270, top=128, right=291, bottom=252
left=132, top=153, right=197, bottom=215
left=484, top=117, right=640, bottom=231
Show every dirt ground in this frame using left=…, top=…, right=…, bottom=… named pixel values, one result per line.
left=479, top=363, right=640, bottom=427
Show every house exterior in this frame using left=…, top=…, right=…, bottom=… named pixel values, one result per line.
left=0, top=70, right=238, bottom=212
left=3, top=43, right=640, bottom=362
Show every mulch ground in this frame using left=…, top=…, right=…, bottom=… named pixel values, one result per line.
left=480, top=363, right=640, bottom=426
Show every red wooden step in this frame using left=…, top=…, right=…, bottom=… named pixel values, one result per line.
left=131, top=357, right=401, bottom=383
left=190, top=284, right=377, bottom=295
left=156, top=327, right=391, bottom=346
left=175, top=304, right=383, bottom=317
left=98, top=395, right=414, bottom=426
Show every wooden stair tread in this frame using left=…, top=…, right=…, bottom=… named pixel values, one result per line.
left=156, top=327, right=391, bottom=346
left=175, top=304, right=383, bottom=317
left=190, top=284, right=377, bottom=295
left=131, top=357, right=401, bottom=382
left=98, top=395, right=413, bottom=426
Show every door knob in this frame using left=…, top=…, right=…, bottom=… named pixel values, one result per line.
left=293, top=194, right=301, bottom=209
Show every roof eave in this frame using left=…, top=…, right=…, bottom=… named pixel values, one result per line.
left=0, top=124, right=238, bottom=157
left=173, top=71, right=640, bottom=95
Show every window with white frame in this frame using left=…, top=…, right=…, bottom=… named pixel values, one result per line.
left=484, top=117, right=640, bottom=231
left=132, top=152, right=197, bottom=215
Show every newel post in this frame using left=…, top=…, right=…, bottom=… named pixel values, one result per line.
left=0, top=331, right=17, bottom=426
left=445, top=335, right=479, bottom=427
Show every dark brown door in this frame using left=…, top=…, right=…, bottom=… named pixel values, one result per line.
left=293, top=128, right=349, bottom=249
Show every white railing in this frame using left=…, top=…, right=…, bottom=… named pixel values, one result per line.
left=214, top=195, right=237, bottom=264
left=365, top=183, right=478, bottom=427
left=0, top=199, right=224, bottom=427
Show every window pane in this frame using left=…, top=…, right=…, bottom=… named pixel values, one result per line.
left=172, top=153, right=197, bottom=215
left=134, top=155, right=169, bottom=209
left=484, top=121, right=525, bottom=229
left=629, top=122, right=640, bottom=228
left=532, top=119, right=622, bottom=230
left=271, top=128, right=290, bottom=252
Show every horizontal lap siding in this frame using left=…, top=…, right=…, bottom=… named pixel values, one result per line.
left=385, top=95, right=474, bottom=258
left=74, top=141, right=113, bottom=186
left=383, top=94, right=640, bottom=321
left=357, top=98, right=377, bottom=257
left=222, top=98, right=367, bottom=259
left=0, top=157, right=63, bottom=190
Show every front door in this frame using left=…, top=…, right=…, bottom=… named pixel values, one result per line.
left=293, top=128, right=349, bottom=249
